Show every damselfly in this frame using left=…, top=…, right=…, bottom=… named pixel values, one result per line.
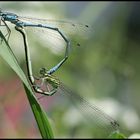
left=15, top=26, right=120, bottom=137
left=0, top=9, right=89, bottom=75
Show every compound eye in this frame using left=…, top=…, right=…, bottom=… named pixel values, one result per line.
left=39, top=67, right=47, bottom=76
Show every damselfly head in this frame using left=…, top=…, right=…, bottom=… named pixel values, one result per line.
left=39, top=67, right=48, bottom=76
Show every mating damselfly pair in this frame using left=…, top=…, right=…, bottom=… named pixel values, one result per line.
left=0, top=9, right=120, bottom=137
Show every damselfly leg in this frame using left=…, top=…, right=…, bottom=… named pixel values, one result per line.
left=0, top=19, right=11, bottom=43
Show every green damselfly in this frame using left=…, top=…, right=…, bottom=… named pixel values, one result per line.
left=15, top=26, right=120, bottom=137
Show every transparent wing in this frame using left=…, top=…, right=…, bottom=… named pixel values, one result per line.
left=38, top=80, right=119, bottom=138
left=17, top=16, right=91, bottom=54
left=18, top=16, right=90, bottom=36
left=59, top=83, right=119, bottom=131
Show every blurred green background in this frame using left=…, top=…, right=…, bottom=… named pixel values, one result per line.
left=0, top=1, right=140, bottom=138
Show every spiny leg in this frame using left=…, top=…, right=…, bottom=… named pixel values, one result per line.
left=2, top=19, right=11, bottom=41
left=0, top=19, right=10, bottom=43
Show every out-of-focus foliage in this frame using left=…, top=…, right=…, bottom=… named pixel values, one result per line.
left=0, top=31, right=54, bottom=138
left=108, top=131, right=126, bottom=139
left=0, top=1, right=140, bottom=138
